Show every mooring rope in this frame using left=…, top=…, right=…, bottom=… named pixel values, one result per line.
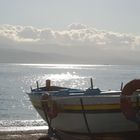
left=80, top=98, right=93, bottom=139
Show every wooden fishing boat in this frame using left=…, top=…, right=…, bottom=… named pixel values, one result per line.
left=27, top=79, right=140, bottom=136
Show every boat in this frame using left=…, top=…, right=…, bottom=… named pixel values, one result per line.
left=27, top=79, right=140, bottom=137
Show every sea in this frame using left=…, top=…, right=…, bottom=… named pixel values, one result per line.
left=0, top=63, right=140, bottom=133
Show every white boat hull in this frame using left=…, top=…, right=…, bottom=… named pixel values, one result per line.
left=28, top=93, right=140, bottom=134
left=52, top=113, right=138, bottom=133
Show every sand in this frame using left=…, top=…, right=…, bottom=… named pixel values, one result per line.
left=0, top=126, right=48, bottom=140
left=0, top=133, right=139, bottom=140
left=0, top=129, right=140, bottom=140
left=0, top=133, right=45, bottom=140
left=1, top=133, right=140, bottom=140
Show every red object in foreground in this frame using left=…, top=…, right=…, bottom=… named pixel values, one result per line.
left=120, top=79, right=140, bottom=122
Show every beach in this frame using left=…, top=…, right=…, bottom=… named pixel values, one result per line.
left=1, top=131, right=140, bottom=140
left=0, top=125, right=139, bottom=140
left=0, top=126, right=48, bottom=140
left=0, top=133, right=46, bottom=140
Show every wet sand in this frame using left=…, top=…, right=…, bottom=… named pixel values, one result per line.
left=0, top=127, right=139, bottom=140
left=0, top=133, right=46, bottom=140
left=0, top=126, right=48, bottom=140
left=0, top=132, right=140, bottom=140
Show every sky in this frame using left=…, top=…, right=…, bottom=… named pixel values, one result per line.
left=0, top=0, right=140, bottom=64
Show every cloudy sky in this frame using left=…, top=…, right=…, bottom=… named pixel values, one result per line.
left=0, top=0, right=140, bottom=64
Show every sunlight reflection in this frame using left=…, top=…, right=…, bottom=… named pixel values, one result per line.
left=18, top=63, right=107, bottom=70
left=42, top=72, right=82, bottom=81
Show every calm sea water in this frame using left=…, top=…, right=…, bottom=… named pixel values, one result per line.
left=0, top=63, right=140, bottom=129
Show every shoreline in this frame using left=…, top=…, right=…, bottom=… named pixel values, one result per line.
left=0, top=126, right=48, bottom=140
left=0, top=133, right=47, bottom=140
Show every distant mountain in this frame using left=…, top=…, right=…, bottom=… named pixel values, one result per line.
left=0, top=45, right=140, bottom=65
left=0, top=47, right=84, bottom=64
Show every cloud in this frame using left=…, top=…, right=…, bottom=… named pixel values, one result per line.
left=17, top=26, right=39, bottom=40
left=68, top=23, right=88, bottom=30
left=0, top=23, right=140, bottom=64
left=0, top=23, right=140, bottom=50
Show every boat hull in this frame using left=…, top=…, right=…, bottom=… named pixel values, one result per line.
left=28, top=93, right=140, bottom=134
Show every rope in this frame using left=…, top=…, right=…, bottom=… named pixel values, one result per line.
left=80, top=98, right=93, bottom=139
